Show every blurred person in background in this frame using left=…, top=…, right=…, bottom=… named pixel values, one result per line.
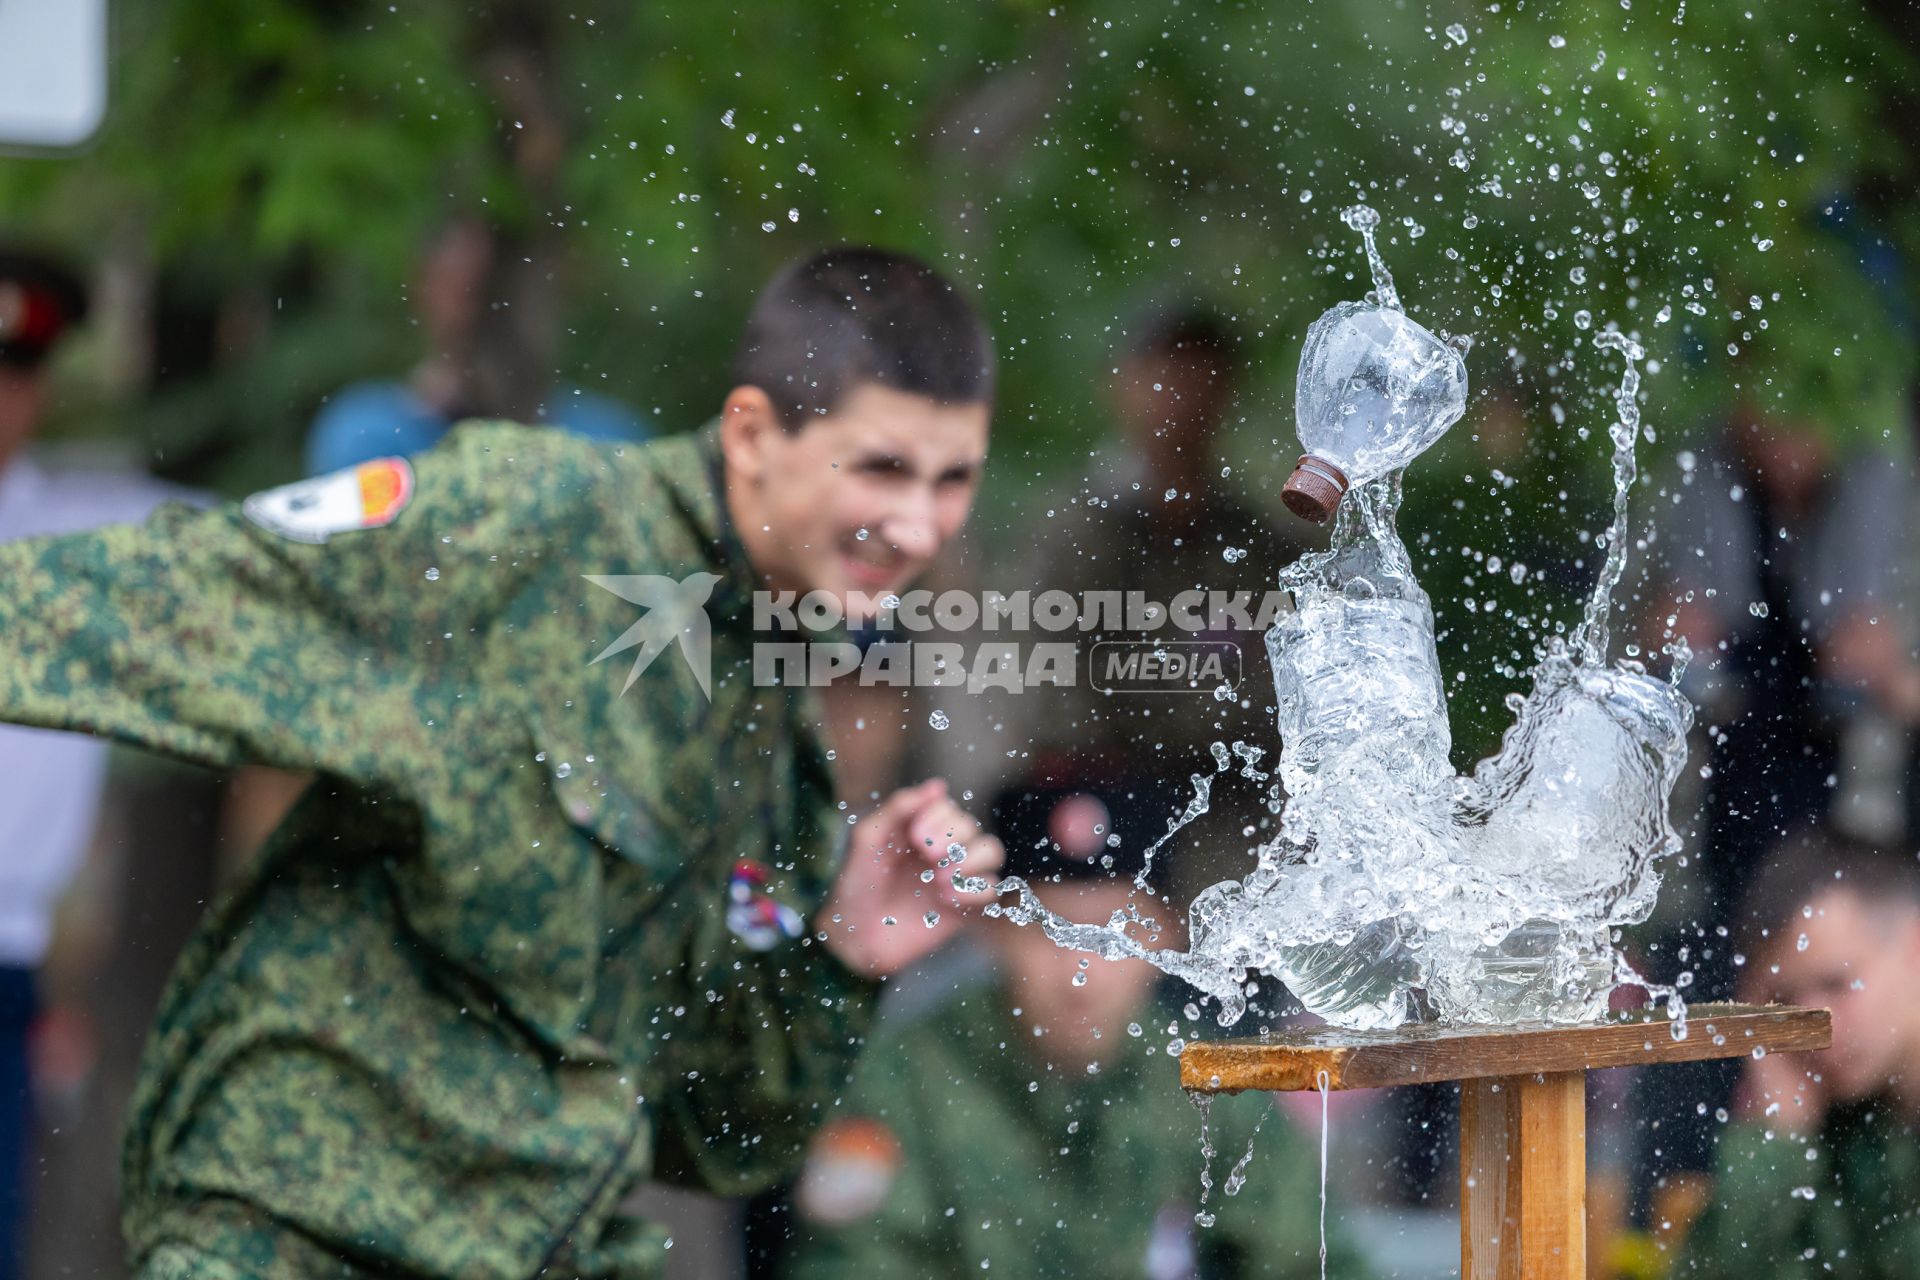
left=782, top=805, right=1358, bottom=1280
left=1633, top=402, right=1915, bottom=1209
left=1673, top=828, right=1920, bottom=1276
left=953, top=307, right=1313, bottom=910
left=305, top=217, right=647, bottom=474
left=0, top=249, right=197, bottom=1280
left=1661, top=404, right=1914, bottom=937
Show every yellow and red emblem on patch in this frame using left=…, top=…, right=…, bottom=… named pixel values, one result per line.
left=355, top=457, right=413, bottom=527
left=242, top=457, right=416, bottom=545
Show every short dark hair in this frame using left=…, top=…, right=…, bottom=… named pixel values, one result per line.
left=1739, top=825, right=1920, bottom=946
left=732, top=246, right=994, bottom=429
left=1129, top=305, right=1239, bottom=365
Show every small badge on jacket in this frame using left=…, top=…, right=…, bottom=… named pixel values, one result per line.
left=243, top=457, right=414, bottom=544
left=727, top=859, right=805, bottom=951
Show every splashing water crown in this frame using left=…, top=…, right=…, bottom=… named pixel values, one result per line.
left=1282, top=205, right=1469, bottom=522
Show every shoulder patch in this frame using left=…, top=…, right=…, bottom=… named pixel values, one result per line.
left=243, top=457, right=414, bottom=544
left=795, top=1117, right=902, bottom=1225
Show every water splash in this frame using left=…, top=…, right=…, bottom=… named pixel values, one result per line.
left=1317, top=1070, right=1331, bottom=1280
left=1341, top=204, right=1402, bottom=311
left=1574, top=329, right=1647, bottom=664
left=983, top=314, right=1692, bottom=1035
left=1136, top=766, right=1220, bottom=894
left=1221, top=1103, right=1271, bottom=1198
left=1188, top=1090, right=1217, bottom=1227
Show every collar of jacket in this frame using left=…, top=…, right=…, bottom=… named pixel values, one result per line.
left=649, top=420, right=761, bottom=631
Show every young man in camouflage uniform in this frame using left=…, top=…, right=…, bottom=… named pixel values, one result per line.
left=0, top=247, right=1004, bottom=1278
left=1675, top=830, right=1920, bottom=1277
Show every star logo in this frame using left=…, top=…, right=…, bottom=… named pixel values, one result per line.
left=584, top=572, right=722, bottom=699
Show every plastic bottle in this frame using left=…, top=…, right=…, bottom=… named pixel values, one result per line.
left=1282, top=301, right=1469, bottom=523
left=1268, top=481, right=1453, bottom=793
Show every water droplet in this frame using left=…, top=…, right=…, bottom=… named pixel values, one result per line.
left=1444, top=22, right=1469, bottom=44
left=424, top=566, right=440, bottom=581
left=928, top=710, right=951, bottom=731
left=1796, top=932, right=1809, bottom=952
left=1750, top=601, right=1771, bottom=618
left=1573, top=309, right=1593, bottom=330
left=924, top=910, right=941, bottom=928
left=1548, top=33, right=1567, bottom=48
left=760, top=221, right=777, bottom=233
left=854, top=527, right=870, bottom=541
left=554, top=762, right=572, bottom=779
left=882, top=916, right=898, bottom=926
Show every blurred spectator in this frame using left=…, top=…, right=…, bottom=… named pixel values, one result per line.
left=0, top=249, right=197, bottom=1280
left=1634, top=404, right=1915, bottom=1209
left=1663, top=407, right=1914, bottom=930
left=1674, top=829, right=1920, bottom=1276
left=947, top=306, right=1313, bottom=907
left=781, top=830, right=1356, bottom=1279
left=305, top=218, right=647, bottom=474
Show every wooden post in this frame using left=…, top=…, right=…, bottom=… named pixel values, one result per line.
left=1178, top=1004, right=1830, bottom=1277
left=1460, top=1071, right=1584, bottom=1280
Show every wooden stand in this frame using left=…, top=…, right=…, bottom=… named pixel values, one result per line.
left=1179, top=1003, right=1829, bottom=1279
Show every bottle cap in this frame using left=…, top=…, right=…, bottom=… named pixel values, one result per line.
left=1281, top=455, right=1349, bottom=523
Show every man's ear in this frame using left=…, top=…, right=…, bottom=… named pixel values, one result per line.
left=720, top=385, right=780, bottom=485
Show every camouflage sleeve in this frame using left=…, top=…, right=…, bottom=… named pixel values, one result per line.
left=648, top=936, right=882, bottom=1196
left=0, top=423, right=595, bottom=777
left=782, top=1031, right=953, bottom=1278
left=1672, top=1123, right=1810, bottom=1277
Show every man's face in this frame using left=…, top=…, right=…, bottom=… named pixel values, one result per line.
left=726, top=381, right=989, bottom=617
left=1113, top=349, right=1230, bottom=460
left=1753, top=888, right=1920, bottom=1102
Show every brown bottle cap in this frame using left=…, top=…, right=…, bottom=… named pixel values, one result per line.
left=1281, top=455, right=1349, bottom=523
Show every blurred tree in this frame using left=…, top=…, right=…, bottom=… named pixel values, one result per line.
left=0, top=0, right=1912, bottom=750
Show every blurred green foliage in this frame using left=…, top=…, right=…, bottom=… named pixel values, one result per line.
left=0, top=0, right=1914, bottom=752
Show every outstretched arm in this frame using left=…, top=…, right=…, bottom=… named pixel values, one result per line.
left=0, top=424, right=592, bottom=780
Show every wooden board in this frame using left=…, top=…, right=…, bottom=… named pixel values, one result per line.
left=1179, top=1003, right=1830, bottom=1094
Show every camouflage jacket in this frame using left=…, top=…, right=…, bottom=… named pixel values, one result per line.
left=0, top=423, right=877, bottom=1278
left=784, top=974, right=1364, bottom=1280
left=1675, top=1101, right=1920, bottom=1278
